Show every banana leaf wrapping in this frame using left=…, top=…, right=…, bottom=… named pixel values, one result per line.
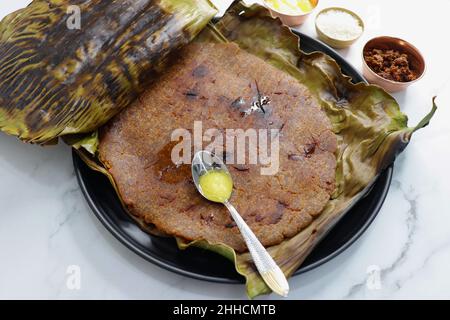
left=0, top=0, right=217, bottom=144
left=73, top=2, right=436, bottom=298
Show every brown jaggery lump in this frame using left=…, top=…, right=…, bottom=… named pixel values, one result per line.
left=98, top=43, right=337, bottom=252
left=364, top=48, right=419, bottom=82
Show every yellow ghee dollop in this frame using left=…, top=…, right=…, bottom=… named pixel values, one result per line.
left=199, top=170, right=233, bottom=203
left=265, top=0, right=313, bottom=15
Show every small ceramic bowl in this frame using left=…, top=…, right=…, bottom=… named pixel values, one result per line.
left=362, top=36, right=426, bottom=93
left=264, top=0, right=319, bottom=27
left=315, top=7, right=364, bottom=49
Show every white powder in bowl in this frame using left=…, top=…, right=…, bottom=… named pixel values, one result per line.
left=316, top=10, right=363, bottom=41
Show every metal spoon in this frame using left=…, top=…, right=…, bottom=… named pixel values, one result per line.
left=192, top=150, right=289, bottom=297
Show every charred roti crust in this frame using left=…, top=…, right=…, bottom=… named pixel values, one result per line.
left=99, top=43, right=337, bottom=252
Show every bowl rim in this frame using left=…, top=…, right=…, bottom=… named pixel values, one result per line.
left=362, top=35, right=427, bottom=85
left=263, top=0, right=319, bottom=18
left=315, top=6, right=365, bottom=42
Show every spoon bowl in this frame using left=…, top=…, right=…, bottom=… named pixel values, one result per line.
left=192, top=151, right=232, bottom=203
left=191, top=150, right=290, bottom=297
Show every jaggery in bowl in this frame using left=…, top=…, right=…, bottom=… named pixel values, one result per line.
left=362, top=36, right=426, bottom=93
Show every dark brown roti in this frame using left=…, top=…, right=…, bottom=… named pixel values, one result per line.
left=98, top=43, right=337, bottom=252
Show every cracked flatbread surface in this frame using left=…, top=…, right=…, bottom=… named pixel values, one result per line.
left=99, top=43, right=337, bottom=252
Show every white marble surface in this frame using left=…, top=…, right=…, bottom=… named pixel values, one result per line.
left=1, top=0, right=450, bottom=300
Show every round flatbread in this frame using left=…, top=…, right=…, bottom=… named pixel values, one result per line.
left=99, top=43, right=337, bottom=252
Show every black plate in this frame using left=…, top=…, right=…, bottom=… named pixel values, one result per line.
left=73, top=32, right=393, bottom=283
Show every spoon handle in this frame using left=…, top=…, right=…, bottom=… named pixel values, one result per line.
left=224, top=201, right=289, bottom=297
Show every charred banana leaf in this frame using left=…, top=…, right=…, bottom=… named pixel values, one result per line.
left=0, top=0, right=217, bottom=143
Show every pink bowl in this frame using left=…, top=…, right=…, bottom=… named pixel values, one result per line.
left=362, top=36, right=426, bottom=93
